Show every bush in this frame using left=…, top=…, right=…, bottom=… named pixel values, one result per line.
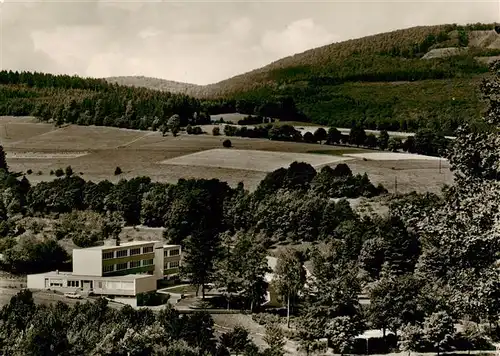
left=37, top=171, right=43, bottom=176
left=65, top=166, right=73, bottom=177
left=114, top=167, right=122, bottom=175
left=223, top=139, right=232, bottom=148
left=192, top=126, right=203, bottom=135
left=212, top=127, right=220, bottom=136
left=252, top=313, right=283, bottom=326
left=49, top=170, right=54, bottom=176
left=26, top=169, right=33, bottom=175
left=186, top=124, right=193, bottom=134
left=136, top=291, right=170, bottom=306
left=54, top=168, right=64, bottom=177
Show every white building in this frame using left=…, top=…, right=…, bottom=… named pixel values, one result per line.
left=27, top=240, right=182, bottom=307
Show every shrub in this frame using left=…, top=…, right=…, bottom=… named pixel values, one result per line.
left=37, top=171, right=43, bottom=176
left=49, top=170, right=54, bottom=176
left=54, top=168, right=64, bottom=177
left=114, top=167, right=122, bottom=175
left=186, top=124, right=193, bottom=134
left=223, top=139, right=232, bottom=148
left=137, top=291, right=170, bottom=306
left=252, top=313, right=282, bottom=326
left=212, top=127, right=220, bottom=136
left=192, top=126, right=203, bottom=135
left=65, top=166, right=73, bottom=176
left=26, top=169, right=33, bottom=175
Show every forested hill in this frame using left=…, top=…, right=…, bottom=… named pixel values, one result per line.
left=0, top=71, right=207, bottom=129
left=2, top=24, right=500, bottom=133
left=106, top=23, right=500, bottom=134
left=106, top=76, right=204, bottom=95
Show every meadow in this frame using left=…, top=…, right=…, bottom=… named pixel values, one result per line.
left=1, top=117, right=454, bottom=193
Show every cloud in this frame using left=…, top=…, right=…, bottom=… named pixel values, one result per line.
left=1, top=1, right=499, bottom=84
left=261, top=18, right=338, bottom=58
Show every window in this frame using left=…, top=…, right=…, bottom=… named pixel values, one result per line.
left=50, top=280, right=63, bottom=287
left=116, top=263, right=128, bottom=270
left=98, top=282, right=103, bottom=289
left=143, top=246, right=153, bottom=254
left=169, top=249, right=180, bottom=256
left=169, top=261, right=179, bottom=269
left=130, top=248, right=141, bottom=256
left=129, top=260, right=141, bottom=268
left=116, top=249, right=128, bottom=258
left=142, top=259, right=153, bottom=266
left=103, top=251, right=114, bottom=260
left=103, top=265, right=115, bottom=273
left=68, top=280, right=80, bottom=288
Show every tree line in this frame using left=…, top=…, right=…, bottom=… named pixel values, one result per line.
left=221, top=123, right=450, bottom=157
left=0, top=289, right=286, bottom=356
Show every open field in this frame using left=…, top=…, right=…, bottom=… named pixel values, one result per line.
left=1, top=117, right=455, bottom=193
left=344, top=152, right=445, bottom=161
left=8, top=124, right=149, bottom=151
left=0, top=117, right=57, bottom=147
left=160, top=149, right=352, bottom=172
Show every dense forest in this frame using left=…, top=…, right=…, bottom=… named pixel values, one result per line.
left=0, top=71, right=207, bottom=129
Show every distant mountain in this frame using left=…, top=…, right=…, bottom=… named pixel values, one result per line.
left=105, top=76, right=205, bottom=96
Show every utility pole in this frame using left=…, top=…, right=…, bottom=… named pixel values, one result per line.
left=394, top=176, right=398, bottom=195
left=439, top=158, right=442, bottom=174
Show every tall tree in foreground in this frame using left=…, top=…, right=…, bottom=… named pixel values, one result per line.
left=214, top=232, right=269, bottom=311
left=273, top=248, right=306, bottom=328
left=412, top=61, right=500, bottom=323
left=182, top=231, right=220, bottom=299
left=0, top=146, right=7, bottom=172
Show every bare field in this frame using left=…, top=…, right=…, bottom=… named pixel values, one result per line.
left=348, top=159, right=454, bottom=194
left=129, top=133, right=365, bottom=154
left=0, top=121, right=56, bottom=147
left=160, top=149, right=352, bottom=172
left=9, top=125, right=149, bottom=151
left=1, top=120, right=453, bottom=193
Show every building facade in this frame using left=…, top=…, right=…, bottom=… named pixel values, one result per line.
left=163, top=244, right=182, bottom=278
left=27, top=240, right=182, bottom=306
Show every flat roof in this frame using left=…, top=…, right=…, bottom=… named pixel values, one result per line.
left=79, top=240, right=161, bottom=251
left=28, top=271, right=154, bottom=281
left=163, top=244, right=181, bottom=248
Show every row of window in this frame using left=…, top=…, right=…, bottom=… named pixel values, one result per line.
left=164, top=249, right=180, bottom=257
left=165, top=261, right=179, bottom=269
left=103, top=259, right=154, bottom=273
left=102, top=246, right=154, bottom=260
left=68, top=280, right=80, bottom=287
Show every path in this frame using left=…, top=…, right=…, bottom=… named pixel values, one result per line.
left=117, top=131, right=156, bottom=148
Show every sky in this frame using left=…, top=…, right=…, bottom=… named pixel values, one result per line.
left=1, top=0, right=499, bottom=85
